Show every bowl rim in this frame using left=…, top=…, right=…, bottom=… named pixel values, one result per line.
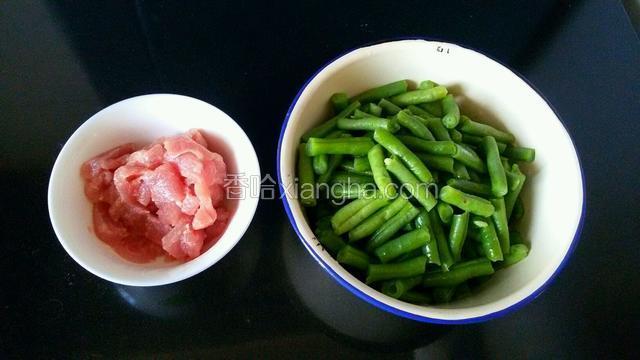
left=48, top=93, right=261, bottom=287
left=276, top=38, right=586, bottom=324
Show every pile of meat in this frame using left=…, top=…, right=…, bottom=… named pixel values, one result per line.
left=81, top=129, right=231, bottom=263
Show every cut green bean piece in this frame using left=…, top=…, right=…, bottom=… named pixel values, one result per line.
left=452, top=162, right=471, bottom=180
left=459, top=115, right=515, bottom=143
left=298, top=143, right=316, bottom=207
left=497, top=244, right=529, bottom=268
left=367, top=144, right=397, bottom=198
left=396, top=110, right=435, bottom=140
left=381, top=276, right=422, bottom=298
left=317, top=154, right=343, bottom=184
left=453, top=143, right=486, bottom=173
left=419, top=101, right=443, bottom=117
left=351, top=80, right=409, bottom=104
left=436, top=202, right=454, bottom=225
left=353, top=156, right=371, bottom=172
left=315, top=218, right=345, bottom=253
left=330, top=92, right=349, bottom=112
left=396, top=136, right=457, bottom=156
left=378, top=98, right=403, bottom=116
left=339, top=160, right=373, bottom=176
left=417, top=153, right=455, bottom=174
left=432, top=287, right=457, bottom=303
left=439, top=185, right=495, bottom=217
left=471, top=215, right=503, bottom=262
left=337, top=116, right=400, bottom=132
left=374, top=228, right=430, bottom=263
left=348, top=196, right=408, bottom=242
left=414, top=210, right=441, bottom=266
left=441, top=95, right=460, bottom=129
left=407, top=105, right=439, bottom=120
left=483, top=136, right=508, bottom=197
left=337, top=245, right=370, bottom=271
left=423, top=258, right=494, bottom=287
left=331, top=194, right=381, bottom=231
left=384, top=157, right=437, bottom=210
left=449, top=129, right=463, bottom=143
left=363, top=102, right=383, bottom=117
left=351, top=108, right=369, bottom=119
left=449, top=211, right=470, bottom=262
left=366, top=256, right=427, bottom=284
left=428, top=209, right=454, bottom=271
left=420, top=115, right=451, bottom=141
left=374, top=129, right=434, bottom=183
left=504, top=164, right=526, bottom=218
left=399, top=290, right=432, bottom=304
left=368, top=203, right=420, bottom=250
left=418, top=80, right=439, bottom=89
left=312, top=130, right=342, bottom=175
left=446, top=179, right=493, bottom=197
left=510, top=196, right=524, bottom=223
left=302, top=101, right=360, bottom=141
left=490, top=198, right=510, bottom=255
left=306, top=137, right=375, bottom=156
left=504, top=146, right=535, bottom=163
left=334, top=197, right=389, bottom=235
left=462, top=133, right=507, bottom=153
left=390, top=86, right=448, bottom=106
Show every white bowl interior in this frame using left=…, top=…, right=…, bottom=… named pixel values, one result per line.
left=49, top=94, right=260, bottom=286
left=279, top=40, right=583, bottom=321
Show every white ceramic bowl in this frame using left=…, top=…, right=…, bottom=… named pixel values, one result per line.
left=49, top=94, right=260, bottom=286
left=278, top=40, right=585, bottom=323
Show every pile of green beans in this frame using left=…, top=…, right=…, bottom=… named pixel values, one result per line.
left=298, top=80, right=535, bottom=305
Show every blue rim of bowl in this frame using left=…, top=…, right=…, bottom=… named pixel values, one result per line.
left=276, top=38, right=586, bottom=324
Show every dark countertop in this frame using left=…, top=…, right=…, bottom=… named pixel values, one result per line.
left=1, top=0, right=638, bottom=358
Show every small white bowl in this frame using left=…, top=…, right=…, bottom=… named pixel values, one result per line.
left=48, top=94, right=260, bottom=286
left=278, top=40, right=585, bottom=323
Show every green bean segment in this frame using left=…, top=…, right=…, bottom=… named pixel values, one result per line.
left=439, top=185, right=495, bottom=217
left=390, top=86, right=448, bottom=106
left=374, top=129, right=434, bottom=183
left=384, top=157, right=437, bottom=210
left=366, top=256, right=427, bottom=284
left=348, top=196, right=408, bottom=242
left=441, top=94, right=460, bottom=129
left=302, top=101, right=360, bottom=141
left=337, top=245, right=370, bottom=271
left=374, top=228, right=430, bottom=263
left=351, top=80, right=409, bottom=104
left=397, top=110, right=435, bottom=140
left=306, top=137, right=375, bottom=156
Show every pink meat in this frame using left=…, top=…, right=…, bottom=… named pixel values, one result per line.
left=82, top=129, right=231, bottom=263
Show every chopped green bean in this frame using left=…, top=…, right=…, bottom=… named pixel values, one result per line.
left=449, top=211, right=470, bottom=262
left=471, top=216, right=503, bottom=262
left=446, top=179, right=493, bottom=197
left=504, top=146, right=535, bottom=163
left=428, top=209, right=454, bottom=271
left=330, top=92, right=349, bottom=112
left=351, top=80, right=409, bottom=104
left=337, top=245, right=370, bottom=271
left=331, top=184, right=376, bottom=199
left=330, top=171, right=374, bottom=186
left=368, top=202, right=420, bottom=250
left=417, top=153, right=455, bottom=174
left=362, top=102, right=383, bottom=117
left=397, top=110, right=435, bottom=140
left=419, top=101, right=443, bottom=117
left=348, top=196, right=408, bottom=242
left=423, top=258, right=494, bottom=287
left=315, top=218, right=345, bottom=253
left=441, top=95, right=460, bottom=129
left=483, top=136, right=508, bottom=197
left=504, top=164, right=526, bottom=219
left=459, top=115, right=515, bottom=144
left=367, top=144, right=397, bottom=198
left=312, top=130, right=343, bottom=175
left=413, top=210, right=442, bottom=266
left=418, top=80, right=439, bottom=89
left=510, top=196, right=525, bottom=223
left=337, top=116, right=400, bottom=132
left=331, top=194, right=381, bottom=231
left=452, top=162, right=471, bottom=180
left=366, top=256, right=427, bottom=284
left=334, top=197, right=389, bottom=235
left=353, top=156, right=371, bottom=172
left=298, top=143, right=316, bottom=207
left=306, top=137, right=375, bottom=156
left=374, top=129, right=434, bottom=183
left=395, top=136, right=457, bottom=156
left=490, top=198, right=510, bottom=255
left=449, top=128, right=463, bottom=143
left=436, top=202, right=454, bottom=225
left=378, top=98, right=403, bottom=115
left=384, top=157, right=437, bottom=210
left=390, top=86, right=448, bottom=106
left=497, top=243, right=529, bottom=268
left=462, top=133, right=507, bottom=153
left=439, top=185, right=495, bottom=217
left=374, top=228, right=430, bottom=263
left=381, top=276, right=422, bottom=298
left=453, top=143, right=486, bottom=173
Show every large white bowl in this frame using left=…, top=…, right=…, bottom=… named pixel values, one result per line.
left=49, top=94, right=260, bottom=286
left=277, top=39, right=585, bottom=323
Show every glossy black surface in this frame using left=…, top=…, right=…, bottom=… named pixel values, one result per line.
left=1, top=0, right=639, bottom=357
